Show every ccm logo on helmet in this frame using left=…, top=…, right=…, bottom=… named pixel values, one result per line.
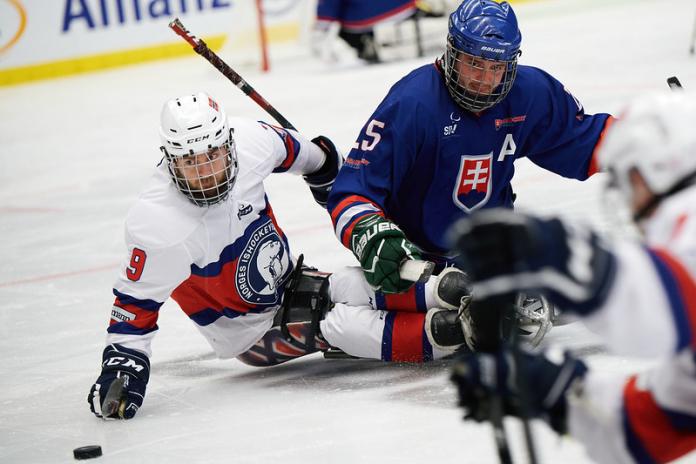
left=187, top=135, right=210, bottom=144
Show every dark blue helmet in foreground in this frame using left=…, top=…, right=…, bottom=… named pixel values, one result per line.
left=443, top=0, right=522, bottom=112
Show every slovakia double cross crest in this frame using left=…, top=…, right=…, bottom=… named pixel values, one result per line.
left=453, top=153, right=493, bottom=212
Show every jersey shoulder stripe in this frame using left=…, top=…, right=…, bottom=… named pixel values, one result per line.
left=329, top=194, right=384, bottom=246
left=258, top=122, right=302, bottom=173
left=623, top=375, right=696, bottom=463
left=108, top=289, right=163, bottom=335
left=647, top=248, right=696, bottom=350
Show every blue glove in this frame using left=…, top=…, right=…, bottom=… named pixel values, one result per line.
left=88, top=344, right=150, bottom=420
left=451, top=209, right=617, bottom=315
left=304, top=136, right=343, bottom=207
left=451, top=348, right=587, bottom=434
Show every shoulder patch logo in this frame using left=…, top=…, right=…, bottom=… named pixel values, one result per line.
left=344, top=156, right=370, bottom=169
left=494, top=115, right=526, bottom=131
left=237, top=202, right=253, bottom=219
left=444, top=112, right=461, bottom=136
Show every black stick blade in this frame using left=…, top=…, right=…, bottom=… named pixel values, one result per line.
left=667, top=76, right=683, bottom=90
left=102, top=376, right=126, bottom=418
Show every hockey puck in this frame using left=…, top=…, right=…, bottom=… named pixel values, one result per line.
left=73, top=445, right=102, bottom=460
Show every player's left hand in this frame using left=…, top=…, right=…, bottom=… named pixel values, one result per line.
left=304, top=136, right=343, bottom=208
left=450, top=209, right=616, bottom=315
left=451, top=348, right=587, bottom=434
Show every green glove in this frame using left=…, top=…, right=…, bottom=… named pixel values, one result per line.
left=350, top=215, right=421, bottom=293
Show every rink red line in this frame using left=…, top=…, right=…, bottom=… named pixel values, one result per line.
left=0, top=263, right=119, bottom=288
left=0, top=223, right=329, bottom=288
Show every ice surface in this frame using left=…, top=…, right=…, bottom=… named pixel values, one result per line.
left=1, top=0, right=696, bottom=462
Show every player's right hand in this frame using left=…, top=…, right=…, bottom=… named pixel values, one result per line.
left=350, top=215, right=421, bottom=294
left=304, top=135, right=343, bottom=208
left=88, top=344, right=150, bottom=420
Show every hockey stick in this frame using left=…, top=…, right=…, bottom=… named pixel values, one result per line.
left=690, top=12, right=696, bottom=55
left=169, top=18, right=297, bottom=131
left=490, top=396, right=514, bottom=464
left=400, top=259, right=435, bottom=282
left=667, top=76, right=683, bottom=90
left=102, top=376, right=126, bottom=418
left=508, top=323, right=539, bottom=464
left=482, top=299, right=538, bottom=464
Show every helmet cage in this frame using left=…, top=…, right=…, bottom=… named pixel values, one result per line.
left=443, top=37, right=519, bottom=113
left=599, top=93, right=696, bottom=222
left=515, top=293, right=556, bottom=347
left=162, top=128, right=239, bottom=207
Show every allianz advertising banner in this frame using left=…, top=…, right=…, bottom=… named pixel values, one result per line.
left=0, top=0, right=305, bottom=86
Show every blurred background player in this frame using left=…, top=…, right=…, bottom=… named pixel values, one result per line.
left=326, top=0, right=615, bottom=349
left=450, top=92, right=696, bottom=463
left=313, top=0, right=419, bottom=63
left=88, top=91, right=475, bottom=420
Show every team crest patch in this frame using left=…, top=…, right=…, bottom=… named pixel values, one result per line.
left=452, top=153, right=493, bottom=212
left=236, top=221, right=290, bottom=305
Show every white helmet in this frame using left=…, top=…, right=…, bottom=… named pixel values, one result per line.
left=159, top=92, right=238, bottom=206
left=599, top=92, right=696, bottom=219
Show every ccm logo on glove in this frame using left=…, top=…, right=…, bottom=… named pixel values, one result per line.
left=103, top=356, right=147, bottom=372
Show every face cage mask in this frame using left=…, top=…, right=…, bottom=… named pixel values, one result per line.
left=515, top=293, right=557, bottom=347
left=444, top=40, right=518, bottom=113
left=165, top=135, right=239, bottom=207
left=601, top=168, right=642, bottom=240
left=603, top=166, right=696, bottom=234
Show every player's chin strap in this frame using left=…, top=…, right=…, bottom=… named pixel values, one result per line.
left=633, top=171, right=696, bottom=222
left=276, top=254, right=334, bottom=353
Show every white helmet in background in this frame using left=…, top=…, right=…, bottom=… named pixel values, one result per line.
left=599, top=92, right=696, bottom=220
left=159, top=92, right=238, bottom=206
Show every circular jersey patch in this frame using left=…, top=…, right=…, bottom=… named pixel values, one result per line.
left=236, top=221, right=290, bottom=305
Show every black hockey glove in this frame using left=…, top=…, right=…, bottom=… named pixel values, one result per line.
left=451, top=348, right=588, bottom=434
left=450, top=209, right=617, bottom=316
left=350, top=215, right=421, bottom=294
left=304, top=136, right=343, bottom=208
left=88, top=344, right=150, bottom=420
left=460, top=294, right=517, bottom=353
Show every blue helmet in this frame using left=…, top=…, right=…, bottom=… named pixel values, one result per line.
left=443, top=0, right=522, bottom=112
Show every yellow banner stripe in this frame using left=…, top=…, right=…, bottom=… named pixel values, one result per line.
left=0, top=19, right=302, bottom=87
left=0, top=34, right=227, bottom=87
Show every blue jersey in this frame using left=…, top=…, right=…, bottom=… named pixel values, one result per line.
left=328, top=62, right=614, bottom=259
left=317, top=0, right=416, bottom=31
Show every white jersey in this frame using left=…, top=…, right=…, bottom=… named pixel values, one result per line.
left=568, top=186, right=696, bottom=464
left=106, top=118, right=325, bottom=359
left=105, top=116, right=461, bottom=366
